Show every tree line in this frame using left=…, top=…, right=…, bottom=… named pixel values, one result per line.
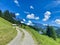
left=28, top=25, right=57, bottom=40
left=0, top=10, right=20, bottom=24
left=46, top=26, right=57, bottom=40
left=23, top=24, right=57, bottom=40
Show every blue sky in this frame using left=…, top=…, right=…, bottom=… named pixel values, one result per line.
left=0, top=0, right=60, bottom=27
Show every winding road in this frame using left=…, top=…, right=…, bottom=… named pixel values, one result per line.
left=7, top=27, right=36, bottom=45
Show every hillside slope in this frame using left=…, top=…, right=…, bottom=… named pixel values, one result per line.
left=21, top=25, right=60, bottom=45
left=0, top=17, right=17, bottom=45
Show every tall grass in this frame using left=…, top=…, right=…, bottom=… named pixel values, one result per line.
left=0, top=17, right=17, bottom=45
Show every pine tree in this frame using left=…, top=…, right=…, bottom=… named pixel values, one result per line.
left=0, top=10, right=2, bottom=17
left=46, top=26, right=57, bottom=40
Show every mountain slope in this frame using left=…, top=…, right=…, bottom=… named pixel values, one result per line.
left=0, top=17, right=17, bottom=45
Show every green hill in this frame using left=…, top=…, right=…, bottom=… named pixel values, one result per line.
left=0, top=17, right=59, bottom=45
left=0, top=17, right=17, bottom=45
left=21, top=25, right=60, bottom=45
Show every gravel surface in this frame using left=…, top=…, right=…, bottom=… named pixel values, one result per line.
left=7, top=27, right=36, bottom=45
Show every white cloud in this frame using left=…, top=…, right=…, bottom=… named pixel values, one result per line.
left=21, top=19, right=25, bottom=23
left=26, top=20, right=34, bottom=26
left=23, top=19, right=26, bottom=21
left=14, top=0, right=20, bottom=6
left=26, top=20, right=32, bottom=25
left=15, top=13, right=20, bottom=16
left=43, top=11, right=51, bottom=21
left=26, top=13, right=39, bottom=20
left=21, top=21, right=24, bottom=23
left=35, top=17, right=39, bottom=20
left=28, top=20, right=32, bottom=23
left=30, top=5, right=34, bottom=9
left=27, top=13, right=35, bottom=19
left=55, top=19, right=60, bottom=24
left=26, top=23, right=30, bottom=25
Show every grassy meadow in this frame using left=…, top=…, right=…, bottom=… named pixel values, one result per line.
left=21, top=25, right=60, bottom=45
left=0, top=17, right=17, bottom=45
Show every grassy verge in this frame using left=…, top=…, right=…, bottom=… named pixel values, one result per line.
left=21, top=25, right=60, bottom=45
left=0, top=17, right=17, bottom=45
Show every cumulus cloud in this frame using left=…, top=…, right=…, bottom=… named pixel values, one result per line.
left=30, top=5, right=34, bottom=9
left=35, top=17, right=40, bottom=20
left=55, top=19, right=60, bottom=24
left=21, top=21, right=24, bottom=23
left=23, top=19, right=26, bottom=21
left=15, top=13, right=20, bottom=16
left=27, top=13, right=34, bottom=19
left=26, top=20, right=34, bottom=25
left=28, top=20, right=32, bottom=23
left=26, top=13, right=39, bottom=20
left=26, top=20, right=32, bottom=25
left=14, top=0, right=20, bottom=6
left=43, top=11, right=51, bottom=21
left=21, top=19, right=26, bottom=24
left=27, top=23, right=30, bottom=25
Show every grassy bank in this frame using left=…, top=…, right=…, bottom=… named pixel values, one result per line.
left=56, top=38, right=60, bottom=44
left=0, top=17, right=17, bottom=45
left=21, top=25, right=60, bottom=45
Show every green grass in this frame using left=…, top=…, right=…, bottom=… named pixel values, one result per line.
left=0, top=17, right=17, bottom=45
left=56, top=38, right=60, bottom=44
left=21, top=25, right=60, bottom=45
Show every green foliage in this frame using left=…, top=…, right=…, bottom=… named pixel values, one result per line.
left=56, top=28, right=60, bottom=38
left=0, top=10, right=2, bottom=17
left=3, top=10, right=16, bottom=23
left=46, top=26, right=57, bottom=40
left=0, top=10, right=21, bottom=24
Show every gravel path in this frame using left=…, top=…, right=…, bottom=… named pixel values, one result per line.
left=7, top=27, right=36, bottom=45
left=7, top=27, right=22, bottom=45
left=20, top=29, right=36, bottom=45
